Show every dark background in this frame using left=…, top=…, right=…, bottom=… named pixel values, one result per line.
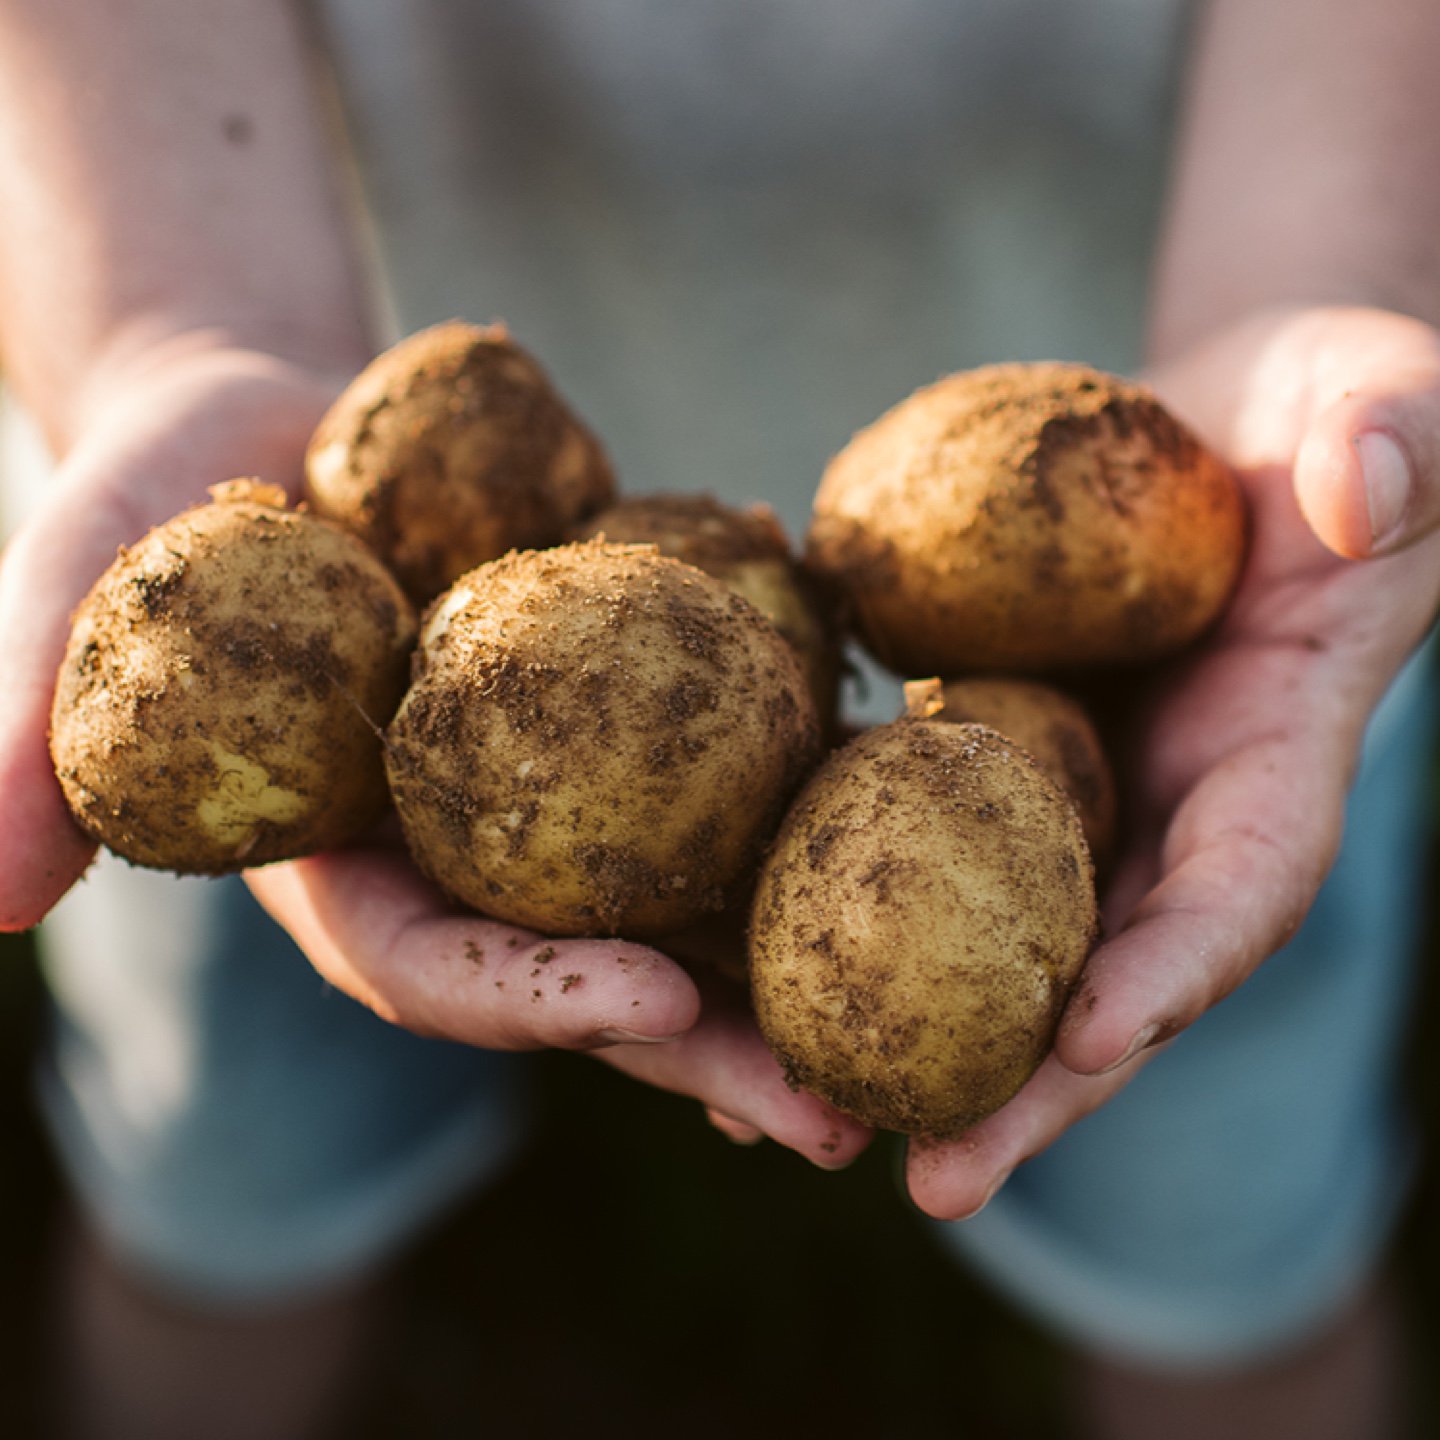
left=3, top=850, right=1439, bottom=1439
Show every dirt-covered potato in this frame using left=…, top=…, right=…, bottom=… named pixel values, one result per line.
left=50, top=481, right=417, bottom=873
left=572, top=493, right=841, bottom=727
left=750, top=718, right=1098, bottom=1136
left=903, top=675, right=1117, bottom=864
left=386, top=541, right=821, bottom=937
left=305, top=321, right=616, bottom=604
left=806, top=362, right=1246, bottom=674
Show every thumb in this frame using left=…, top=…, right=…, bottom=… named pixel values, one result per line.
left=1294, top=364, right=1440, bottom=559
left=0, top=481, right=131, bottom=929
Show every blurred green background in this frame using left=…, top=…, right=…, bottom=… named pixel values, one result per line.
left=3, top=862, right=1439, bottom=1438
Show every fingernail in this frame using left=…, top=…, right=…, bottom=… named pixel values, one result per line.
left=1098, top=1021, right=1161, bottom=1075
left=592, top=1026, right=687, bottom=1047
left=1357, top=431, right=1411, bottom=550
left=959, top=1167, right=1012, bottom=1220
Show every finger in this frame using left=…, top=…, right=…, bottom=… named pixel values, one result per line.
left=1295, top=368, right=1440, bottom=558
left=251, top=849, right=872, bottom=1166
left=601, top=987, right=873, bottom=1169
left=905, top=1049, right=1151, bottom=1220
left=1055, top=725, right=1344, bottom=1078
left=246, top=849, right=701, bottom=1050
left=1151, top=304, right=1440, bottom=561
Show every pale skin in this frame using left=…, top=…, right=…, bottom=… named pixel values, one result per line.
left=1, top=1, right=1439, bottom=1437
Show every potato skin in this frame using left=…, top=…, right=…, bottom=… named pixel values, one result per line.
left=50, top=483, right=418, bottom=873
left=806, top=362, right=1246, bottom=674
left=572, top=493, right=841, bottom=728
left=305, top=321, right=616, bottom=604
left=906, top=676, right=1117, bottom=864
left=385, top=542, right=822, bottom=937
left=750, top=719, right=1098, bottom=1137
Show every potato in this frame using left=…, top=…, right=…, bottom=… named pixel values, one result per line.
left=750, top=718, right=1098, bottom=1136
left=572, top=493, right=841, bottom=728
left=806, top=362, right=1246, bottom=674
left=903, top=675, right=1117, bottom=864
left=50, top=481, right=417, bottom=872
left=385, top=541, right=821, bottom=937
left=305, top=321, right=616, bottom=604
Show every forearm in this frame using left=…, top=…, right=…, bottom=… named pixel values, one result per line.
left=0, top=0, right=373, bottom=453
left=1150, top=0, right=1440, bottom=358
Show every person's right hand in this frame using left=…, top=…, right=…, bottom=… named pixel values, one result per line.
left=0, top=340, right=871, bottom=1171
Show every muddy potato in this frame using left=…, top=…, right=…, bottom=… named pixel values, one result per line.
left=305, top=321, right=616, bottom=604
left=806, top=362, right=1246, bottom=674
left=50, top=481, right=417, bottom=873
left=904, top=675, right=1117, bottom=864
left=572, top=493, right=841, bottom=727
left=750, top=718, right=1098, bottom=1137
left=385, top=541, right=821, bottom=937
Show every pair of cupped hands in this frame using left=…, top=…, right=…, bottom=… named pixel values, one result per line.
left=3, top=305, right=1439, bottom=1219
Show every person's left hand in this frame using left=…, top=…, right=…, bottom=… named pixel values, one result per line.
left=906, top=305, right=1440, bottom=1218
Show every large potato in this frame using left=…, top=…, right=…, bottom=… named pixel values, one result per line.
left=50, top=482, right=417, bottom=872
left=305, top=321, right=616, bottom=604
left=903, top=675, right=1117, bottom=864
left=750, top=718, right=1098, bottom=1136
left=806, top=362, right=1246, bottom=674
left=572, top=493, right=841, bottom=729
left=386, top=541, right=821, bottom=937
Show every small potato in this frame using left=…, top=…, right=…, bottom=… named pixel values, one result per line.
left=50, top=481, right=417, bottom=872
left=572, top=493, right=841, bottom=728
left=386, top=541, right=821, bottom=937
left=750, top=719, right=1098, bottom=1137
left=305, top=321, right=616, bottom=604
left=806, top=362, right=1246, bottom=674
left=903, top=675, right=1117, bottom=864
